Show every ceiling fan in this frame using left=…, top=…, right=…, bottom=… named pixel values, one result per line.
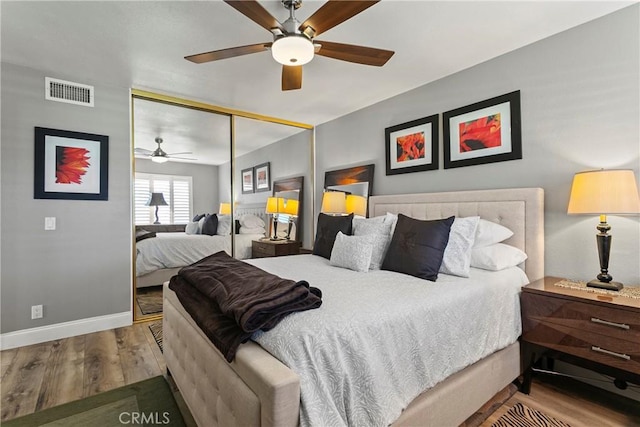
left=185, top=0, right=394, bottom=91
left=134, top=137, right=197, bottom=163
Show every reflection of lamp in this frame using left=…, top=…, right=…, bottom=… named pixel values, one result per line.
left=567, top=169, right=640, bottom=291
left=147, top=192, right=168, bottom=224
left=266, top=197, right=281, bottom=240
left=321, top=191, right=346, bottom=215
left=346, top=194, right=367, bottom=217
left=219, top=202, right=231, bottom=215
left=283, top=199, right=299, bottom=240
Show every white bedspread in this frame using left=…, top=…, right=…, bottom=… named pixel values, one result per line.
left=249, top=255, right=529, bottom=427
left=136, top=233, right=262, bottom=276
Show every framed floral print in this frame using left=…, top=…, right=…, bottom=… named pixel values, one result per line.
left=34, top=127, right=108, bottom=200
left=385, top=114, right=439, bottom=175
left=241, top=167, right=254, bottom=194
left=443, top=90, right=522, bottom=169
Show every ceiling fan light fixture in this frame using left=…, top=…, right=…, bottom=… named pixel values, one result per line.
left=151, top=155, right=169, bottom=164
left=271, top=35, right=314, bottom=66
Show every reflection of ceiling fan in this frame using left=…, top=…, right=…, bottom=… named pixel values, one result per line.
left=185, top=0, right=394, bottom=91
left=134, top=137, right=197, bottom=163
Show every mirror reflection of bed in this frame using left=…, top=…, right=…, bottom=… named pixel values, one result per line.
left=131, top=92, right=314, bottom=322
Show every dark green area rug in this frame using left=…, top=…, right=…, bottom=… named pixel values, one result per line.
left=4, top=376, right=185, bottom=427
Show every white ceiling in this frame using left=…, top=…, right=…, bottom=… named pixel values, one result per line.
left=1, top=1, right=632, bottom=164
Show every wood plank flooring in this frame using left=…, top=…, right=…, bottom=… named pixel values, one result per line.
left=2, top=323, right=639, bottom=425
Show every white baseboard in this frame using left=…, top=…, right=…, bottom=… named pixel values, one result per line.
left=0, top=311, right=132, bottom=350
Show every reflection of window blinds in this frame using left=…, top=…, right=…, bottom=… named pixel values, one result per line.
left=134, top=173, right=193, bottom=224
left=277, top=214, right=290, bottom=224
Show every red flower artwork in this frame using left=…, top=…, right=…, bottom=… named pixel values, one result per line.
left=56, top=146, right=91, bottom=184
left=459, top=114, right=502, bottom=152
left=396, top=131, right=425, bottom=162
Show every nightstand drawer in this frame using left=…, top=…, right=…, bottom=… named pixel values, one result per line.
left=521, top=292, right=640, bottom=343
left=522, top=321, right=640, bottom=375
left=252, top=241, right=277, bottom=257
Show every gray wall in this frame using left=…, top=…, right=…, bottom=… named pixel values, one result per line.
left=316, top=5, right=640, bottom=285
left=136, top=158, right=219, bottom=217
left=1, top=63, right=131, bottom=333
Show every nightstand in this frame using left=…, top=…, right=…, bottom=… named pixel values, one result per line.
left=520, top=276, right=640, bottom=394
left=251, top=239, right=301, bottom=258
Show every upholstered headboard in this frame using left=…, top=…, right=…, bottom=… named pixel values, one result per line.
left=235, top=203, right=269, bottom=230
left=368, top=188, right=544, bottom=281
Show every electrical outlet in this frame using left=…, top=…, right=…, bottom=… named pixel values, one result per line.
left=31, top=305, right=43, bottom=319
left=44, top=217, right=56, bottom=230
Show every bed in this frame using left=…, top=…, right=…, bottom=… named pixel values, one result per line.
left=163, top=188, right=544, bottom=426
left=136, top=205, right=268, bottom=288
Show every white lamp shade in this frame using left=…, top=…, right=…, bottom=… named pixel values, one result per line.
left=345, top=194, right=367, bottom=217
left=219, top=202, right=231, bottom=215
left=283, top=199, right=299, bottom=216
left=151, top=156, right=169, bottom=163
left=321, top=191, right=346, bottom=215
left=567, top=169, right=640, bottom=214
left=266, top=197, right=280, bottom=214
left=271, top=36, right=314, bottom=66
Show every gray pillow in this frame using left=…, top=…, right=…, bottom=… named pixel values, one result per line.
left=216, top=214, right=232, bottom=235
left=352, top=216, right=394, bottom=270
left=185, top=221, right=200, bottom=235
left=329, top=232, right=374, bottom=272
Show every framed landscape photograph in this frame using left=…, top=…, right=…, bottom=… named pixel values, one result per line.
left=385, top=114, right=439, bottom=175
left=254, top=162, right=271, bottom=192
left=443, top=90, right=521, bottom=169
left=241, top=167, right=254, bottom=194
left=34, top=127, right=108, bottom=200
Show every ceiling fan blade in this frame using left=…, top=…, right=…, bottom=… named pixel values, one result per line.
left=185, top=42, right=272, bottom=64
left=224, top=0, right=284, bottom=33
left=299, top=0, right=379, bottom=38
left=315, top=40, right=394, bottom=66
left=166, top=152, right=193, bottom=156
left=282, top=65, right=302, bottom=91
left=169, top=156, right=198, bottom=161
left=134, top=148, right=153, bottom=154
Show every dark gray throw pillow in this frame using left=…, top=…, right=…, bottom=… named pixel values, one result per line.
left=313, top=213, right=354, bottom=259
left=192, top=213, right=206, bottom=222
left=381, top=214, right=455, bottom=281
left=201, top=214, right=218, bottom=236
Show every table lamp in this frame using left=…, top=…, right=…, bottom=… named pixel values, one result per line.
left=283, top=199, right=299, bottom=240
left=321, top=191, right=346, bottom=215
left=266, top=197, right=281, bottom=240
left=147, top=192, right=168, bottom=224
left=567, top=169, right=640, bottom=290
left=346, top=194, right=367, bottom=217
left=219, top=202, right=231, bottom=215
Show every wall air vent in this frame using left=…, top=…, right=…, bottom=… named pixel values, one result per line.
left=45, top=77, right=94, bottom=107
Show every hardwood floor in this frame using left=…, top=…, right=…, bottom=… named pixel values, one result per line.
left=2, top=324, right=639, bottom=426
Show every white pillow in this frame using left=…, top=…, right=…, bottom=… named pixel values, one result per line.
left=240, top=214, right=265, bottom=229
left=239, top=226, right=266, bottom=235
left=353, top=216, right=394, bottom=270
left=329, top=232, right=374, bottom=272
left=185, top=221, right=200, bottom=235
left=440, top=216, right=480, bottom=277
left=470, top=243, right=527, bottom=271
left=216, top=215, right=232, bottom=235
left=474, top=219, right=513, bottom=248
left=197, top=217, right=206, bottom=234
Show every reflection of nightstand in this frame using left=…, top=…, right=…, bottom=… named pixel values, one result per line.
left=251, top=239, right=301, bottom=258
left=520, top=276, right=640, bottom=394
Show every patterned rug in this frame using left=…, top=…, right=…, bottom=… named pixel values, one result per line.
left=554, top=279, right=640, bottom=299
left=492, top=403, right=571, bottom=427
left=149, top=321, right=163, bottom=352
left=136, top=285, right=163, bottom=314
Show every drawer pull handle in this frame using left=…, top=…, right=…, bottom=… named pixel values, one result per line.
left=591, top=346, right=630, bottom=361
left=590, top=317, right=629, bottom=330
